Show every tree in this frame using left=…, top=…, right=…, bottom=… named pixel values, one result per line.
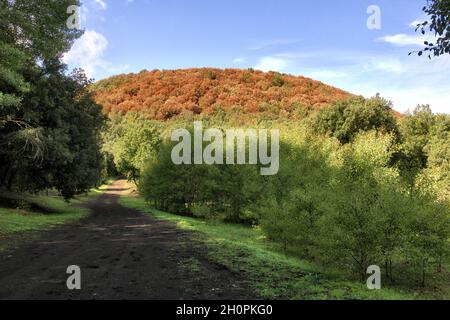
left=310, top=95, right=400, bottom=144
left=415, top=114, right=450, bottom=202
left=1, top=0, right=104, bottom=199
left=398, top=105, right=435, bottom=171
left=403, top=196, right=449, bottom=286
left=398, top=106, right=449, bottom=188
left=103, top=112, right=161, bottom=184
left=0, top=0, right=82, bottom=121
left=0, top=42, right=30, bottom=112
left=4, top=63, right=105, bottom=199
left=139, top=129, right=264, bottom=223
left=139, top=140, right=200, bottom=214
left=318, top=132, right=399, bottom=279
left=0, top=0, right=82, bottom=61
left=257, top=140, right=334, bottom=256
left=413, top=0, right=450, bottom=58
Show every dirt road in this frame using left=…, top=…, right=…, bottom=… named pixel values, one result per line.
left=0, top=181, right=252, bottom=300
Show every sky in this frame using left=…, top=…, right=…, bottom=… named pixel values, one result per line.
left=63, top=0, right=450, bottom=114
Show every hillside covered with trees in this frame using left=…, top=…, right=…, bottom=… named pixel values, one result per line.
left=92, top=68, right=352, bottom=120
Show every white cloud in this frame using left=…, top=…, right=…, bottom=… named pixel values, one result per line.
left=271, top=49, right=449, bottom=114
left=93, top=0, right=107, bottom=10
left=377, top=17, right=433, bottom=48
left=377, top=33, right=436, bottom=47
left=232, top=57, right=246, bottom=64
left=409, top=20, right=425, bottom=29
left=63, top=30, right=107, bottom=78
left=360, top=85, right=450, bottom=114
left=408, top=16, right=428, bottom=29
left=254, top=57, right=289, bottom=72
left=364, top=58, right=406, bottom=74
left=335, top=55, right=450, bottom=114
left=63, top=30, right=127, bottom=79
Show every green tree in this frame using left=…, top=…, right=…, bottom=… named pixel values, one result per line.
left=1, top=0, right=82, bottom=61
left=0, top=0, right=81, bottom=120
left=257, top=140, right=334, bottom=256
left=415, top=114, right=450, bottom=202
left=397, top=105, right=435, bottom=181
left=103, top=113, right=161, bottom=184
left=319, top=132, right=399, bottom=278
left=413, top=0, right=450, bottom=58
left=398, top=106, right=449, bottom=188
left=403, top=195, right=449, bottom=286
left=311, top=95, right=399, bottom=144
left=1, top=0, right=105, bottom=199
left=139, top=141, right=200, bottom=214
left=5, top=63, right=105, bottom=199
left=140, top=131, right=264, bottom=223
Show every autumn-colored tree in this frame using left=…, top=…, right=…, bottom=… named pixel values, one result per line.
left=91, top=68, right=351, bottom=120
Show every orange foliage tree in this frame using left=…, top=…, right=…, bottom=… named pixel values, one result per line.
left=92, top=68, right=352, bottom=120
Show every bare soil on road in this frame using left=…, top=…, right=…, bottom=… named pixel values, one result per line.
left=0, top=181, right=253, bottom=300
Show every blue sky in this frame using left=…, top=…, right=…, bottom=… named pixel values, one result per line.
left=63, top=0, right=450, bottom=113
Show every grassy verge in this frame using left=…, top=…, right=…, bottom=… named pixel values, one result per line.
left=120, top=195, right=415, bottom=300
left=0, top=183, right=109, bottom=249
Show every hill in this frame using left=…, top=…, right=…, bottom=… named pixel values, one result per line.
left=91, top=68, right=352, bottom=120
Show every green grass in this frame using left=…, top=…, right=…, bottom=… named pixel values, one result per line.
left=0, top=198, right=86, bottom=236
left=120, top=195, right=415, bottom=300
left=0, top=184, right=109, bottom=247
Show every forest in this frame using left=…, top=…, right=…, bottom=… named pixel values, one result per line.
left=92, top=68, right=352, bottom=120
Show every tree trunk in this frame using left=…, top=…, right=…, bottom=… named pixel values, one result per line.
left=6, top=168, right=17, bottom=191
left=421, top=259, right=427, bottom=287
left=0, top=164, right=12, bottom=189
left=389, top=258, right=394, bottom=283
left=437, top=255, right=443, bottom=273
left=385, top=259, right=390, bottom=279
